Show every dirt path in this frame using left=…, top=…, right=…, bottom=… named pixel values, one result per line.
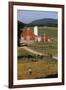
left=19, top=46, right=57, bottom=60
left=19, top=46, right=47, bottom=56
left=53, top=56, right=58, bottom=60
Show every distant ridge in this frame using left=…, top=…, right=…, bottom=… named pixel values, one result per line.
left=18, top=18, right=58, bottom=28
left=28, top=18, right=58, bottom=27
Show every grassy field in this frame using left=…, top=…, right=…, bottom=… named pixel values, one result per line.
left=28, top=26, right=58, bottom=57
left=18, top=42, right=57, bottom=57
left=18, top=56, right=57, bottom=80
left=38, top=26, right=57, bottom=38
left=17, top=48, right=58, bottom=80
left=17, top=26, right=58, bottom=80
left=27, top=42, right=57, bottom=57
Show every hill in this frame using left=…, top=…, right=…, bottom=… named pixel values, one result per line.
left=18, top=18, right=58, bottom=28
left=28, top=18, right=58, bottom=27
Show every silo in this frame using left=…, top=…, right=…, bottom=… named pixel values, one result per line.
left=34, top=26, right=38, bottom=36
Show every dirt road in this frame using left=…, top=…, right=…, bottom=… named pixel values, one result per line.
left=19, top=46, right=46, bottom=56
left=19, top=46, right=57, bottom=60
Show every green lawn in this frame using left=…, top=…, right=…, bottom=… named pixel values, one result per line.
left=38, top=26, right=57, bottom=38
left=27, top=41, right=57, bottom=57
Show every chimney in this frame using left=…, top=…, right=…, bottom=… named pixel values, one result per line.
left=34, top=26, right=38, bottom=36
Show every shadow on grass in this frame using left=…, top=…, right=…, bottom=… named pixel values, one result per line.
left=35, top=73, right=58, bottom=79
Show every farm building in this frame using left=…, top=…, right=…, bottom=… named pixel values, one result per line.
left=20, top=27, right=49, bottom=44
left=20, top=28, right=35, bottom=41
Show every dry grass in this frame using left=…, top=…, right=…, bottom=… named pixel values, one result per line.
left=17, top=60, right=57, bottom=80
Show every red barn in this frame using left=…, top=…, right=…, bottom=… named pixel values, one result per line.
left=20, top=27, right=48, bottom=44
left=20, top=28, right=35, bottom=43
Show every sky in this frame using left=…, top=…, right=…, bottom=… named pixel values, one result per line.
left=17, top=10, right=58, bottom=24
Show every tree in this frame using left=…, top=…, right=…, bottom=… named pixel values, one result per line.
left=17, top=21, right=25, bottom=46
